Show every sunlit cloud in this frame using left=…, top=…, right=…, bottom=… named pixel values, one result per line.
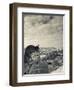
left=24, top=14, right=63, bottom=49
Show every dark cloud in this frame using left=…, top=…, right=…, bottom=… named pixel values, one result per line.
left=24, top=15, right=54, bottom=27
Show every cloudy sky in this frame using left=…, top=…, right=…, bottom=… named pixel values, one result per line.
left=23, top=14, right=63, bottom=49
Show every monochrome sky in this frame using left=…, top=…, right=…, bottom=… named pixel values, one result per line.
left=24, top=14, right=63, bottom=49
